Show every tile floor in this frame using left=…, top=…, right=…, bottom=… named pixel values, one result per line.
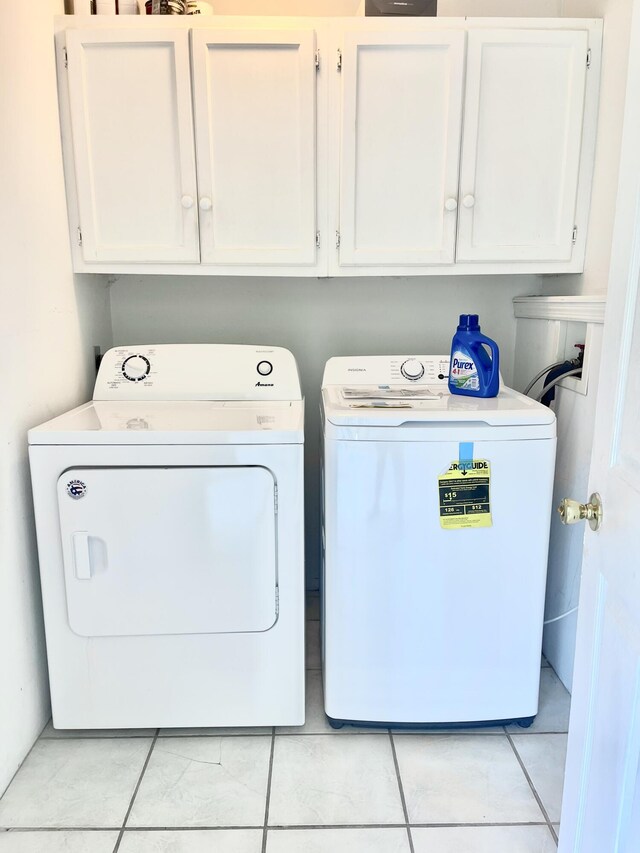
left=0, top=593, right=570, bottom=852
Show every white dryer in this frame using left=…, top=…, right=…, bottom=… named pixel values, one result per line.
left=29, top=344, right=304, bottom=729
left=321, top=355, right=557, bottom=729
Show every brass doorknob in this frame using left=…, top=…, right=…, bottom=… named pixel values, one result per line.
left=558, top=492, right=603, bottom=531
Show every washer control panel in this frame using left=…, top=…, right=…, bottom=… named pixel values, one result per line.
left=94, top=344, right=302, bottom=401
left=323, top=355, right=451, bottom=388
left=400, top=358, right=425, bottom=381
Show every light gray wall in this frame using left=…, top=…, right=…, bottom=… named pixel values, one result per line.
left=0, top=1, right=113, bottom=794
left=110, top=273, right=540, bottom=586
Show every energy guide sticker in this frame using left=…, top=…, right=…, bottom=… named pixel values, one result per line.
left=438, top=460, right=492, bottom=530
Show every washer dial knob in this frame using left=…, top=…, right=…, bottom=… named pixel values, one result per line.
left=400, top=358, right=425, bottom=381
left=122, top=354, right=151, bottom=382
left=257, top=360, right=273, bottom=377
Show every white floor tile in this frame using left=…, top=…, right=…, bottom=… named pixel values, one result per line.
left=394, top=735, right=543, bottom=824
left=41, top=722, right=156, bottom=739
left=119, top=829, right=263, bottom=852
left=157, top=728, right=271, bottom=737
left=268, top=735, right=404, bottom=826
left=0, top=832, right=119, bottom=852
left=128, top=737, right=271, bottom=828
left=511, top=734, right=568, bottom=822
left=306, top=622, right=321, bottom=669
left=411, top=825, right=557, bottom=852
left=0, top=738, right=151, bottom=828
left=277, top=670, right=384, bottom=735
left=267, top=827, right=411, bottom=853
left=505, top=669, right=571, bottom=734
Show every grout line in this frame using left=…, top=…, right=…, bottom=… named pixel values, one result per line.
left=506, top=732, right=557, bottom=838
left=388, top=732, right=414, bottom=853
left=40, top=734, right=160, bottom=740
left=273, top=731, right=390, bottom=737
left=112, top=731, right=159, bottom=853
left=261, top=729, right=276, bottom=853
left=266, top=823, right=417, bottom=830
left=0, top=821, right=553, bottom=833
left=408, top=820, right=551, bottom=828
left=0, top=827, right=123, bottom=833
left=36, top=727, right=561, bottom=740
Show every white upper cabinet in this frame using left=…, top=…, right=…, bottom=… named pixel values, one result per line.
left=66, top=29, right=199, bottom=264
left=57, top=16, right=601, bottom=276
left=456, top=29, right=589, bottom=263
left=338, top=31, right=465, bottom=267
left=191, top=29, right=318, bottom=267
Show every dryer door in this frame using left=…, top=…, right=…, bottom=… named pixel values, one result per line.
left=57, top=466, right=277, bottom=637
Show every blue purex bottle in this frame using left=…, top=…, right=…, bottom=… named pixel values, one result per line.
left=448, top=314, right=500, bottom=398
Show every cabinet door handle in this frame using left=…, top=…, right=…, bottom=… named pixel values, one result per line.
left=181, top=195, right=194, bottom=209
left=444, top=198, right=458, bottom=211
left=462, top=194, right=475, bottom=209
left=199, top=197, right=213, bottom=211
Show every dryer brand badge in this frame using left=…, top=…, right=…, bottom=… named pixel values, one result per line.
left=66, top=479, right=87, bottom=500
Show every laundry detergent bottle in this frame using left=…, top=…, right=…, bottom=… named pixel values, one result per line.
left=448, top=314, right=500, bottom=398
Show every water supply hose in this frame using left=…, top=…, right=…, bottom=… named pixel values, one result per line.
left=523, top=361, right=566, bottom=396
left=535, top=368, right=584, bottom=402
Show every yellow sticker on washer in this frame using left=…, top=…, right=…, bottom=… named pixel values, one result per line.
left=438, top=460, right=492, bottom=529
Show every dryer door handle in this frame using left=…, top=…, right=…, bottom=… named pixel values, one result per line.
left=72, top=532, right=92, bottom=580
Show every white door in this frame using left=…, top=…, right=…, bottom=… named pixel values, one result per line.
left=559, top=4, right=640, bottom=849
left=57, top=467, right=277, bottom=637
left=191, top=29, right=317, bottom=266
left=66, top=29, right=199, bottom=264
left=338, top=31, right=465, bottom=267
left=457, top=29, right=588, bottom=264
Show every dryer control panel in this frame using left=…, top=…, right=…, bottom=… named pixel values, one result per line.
left=94, top=345, right=302, bottom=401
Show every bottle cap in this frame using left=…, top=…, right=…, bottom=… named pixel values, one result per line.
left=457, top=314, right=480, bottom=331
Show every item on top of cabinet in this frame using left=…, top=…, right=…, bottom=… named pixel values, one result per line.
left=448, top=314, right=500, bottom=398
left=96, top=0, right=138, bottom=12
left=365, top=0, right=436, bottom=15
left=186, top=1, right=213, bottom=13
left=68, top=0, right=94, bottom=13
left=151, top=0, right=186, bottom=13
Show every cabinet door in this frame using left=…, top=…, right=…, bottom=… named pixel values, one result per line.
left=66, top=29, right=199, bottom=264
left=338, top=31, right=465, bottom=267
left=457, top=29, right=588, bottom=263
left=192, top=29, right=317, bottom=266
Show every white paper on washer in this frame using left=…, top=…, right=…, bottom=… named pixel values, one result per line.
left=342, top=386, right=440, bottom=400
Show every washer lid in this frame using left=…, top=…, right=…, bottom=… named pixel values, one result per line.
left=28, top=400, right=304, bottom=445
left=323, top=385, right=555, bottom=428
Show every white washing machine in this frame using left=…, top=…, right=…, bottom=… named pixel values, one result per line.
left=29, top=344, right=305, bottom=729
left=321, top=355, right=557, bottom=728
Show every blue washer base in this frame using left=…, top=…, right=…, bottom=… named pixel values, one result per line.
left=327, top=715, right=535, bottom=730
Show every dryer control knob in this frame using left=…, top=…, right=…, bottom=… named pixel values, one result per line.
left=122, top=354, right=151, bottom=382
left=257, top=360, right=273, bottom=377
left=400, top=359, right=425, bottom=381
